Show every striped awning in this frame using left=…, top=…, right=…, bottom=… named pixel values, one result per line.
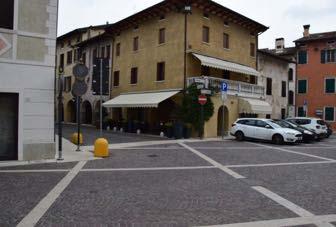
left=192, top=53, right=260, bottom=76
left=103, top=90, right=180, bottom=108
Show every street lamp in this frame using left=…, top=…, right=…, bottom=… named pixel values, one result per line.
left=57, top=66, right=64, bottom=161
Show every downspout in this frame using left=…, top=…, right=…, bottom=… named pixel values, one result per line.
left=183, top=11, right=188, bottom=91
left=54, top=0, right=60, bottom=143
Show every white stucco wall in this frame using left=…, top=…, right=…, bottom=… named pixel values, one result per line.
left=258, top=53, right=291, bottom=119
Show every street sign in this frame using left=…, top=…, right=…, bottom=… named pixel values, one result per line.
left=73, top=63, right=89, bottom=80
left=72, top=80, right=88, bottom=97
left=221, top=82, right=228, bottom=93
left=198, top=95, right=207, bottom=106
left=221, top=93, right=227, bottom=101
left=201, top=89, right=212, bottom=95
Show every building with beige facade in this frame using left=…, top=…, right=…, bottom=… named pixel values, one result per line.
left=102, top=0, right=270, bottom=138
left=56, top=24, right=111, bottom=126
left=0, top=0, right=58, bottom=160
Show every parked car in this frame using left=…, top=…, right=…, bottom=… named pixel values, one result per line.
left=231, top=118, right=302, bottom=145
left=326, top=122, right=333, bottom=138
left=286, top=117, right=328, bottom=139
left=272, top=119, right=317, bottom=143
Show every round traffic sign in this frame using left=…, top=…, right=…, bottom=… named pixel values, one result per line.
left=198, top=95, right=207, bottom=106
left=73, top=63, right=89, bottom=80
left=72, top=80, right=88, bottom=97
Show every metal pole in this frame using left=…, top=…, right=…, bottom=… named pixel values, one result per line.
left=100, top=58, right=103, bottom=138
left=200, top=105, right=204, bottom=139
left=57, top=72, right=64, bottom=161
left=76, top=96, right=81, bottom=152
left=222, top=103, right=225, bottom=140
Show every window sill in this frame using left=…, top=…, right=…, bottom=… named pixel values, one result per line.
left=113, top=86, right=119, bottom=88
left=223, top=48, right=230, bottom=51
left=130, top=83, right=137, bottom=86
left=155, top=80, right=165, bottom=83
left=158, top=43, right=166, bottom=47
left=202, top=42, right=210, bottom=46
left=0, top=28, right=15, bottom=34
left=133, top=50, right=139, bottom=53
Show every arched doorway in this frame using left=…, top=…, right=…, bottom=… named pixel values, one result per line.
left=67, top=100, right=76, bottom=123
left=82, top=101, right=92, bottom=125
left=217, top=105, right=229, bottom=137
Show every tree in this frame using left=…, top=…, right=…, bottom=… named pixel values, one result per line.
left=178, top=84, right=215, bottom=135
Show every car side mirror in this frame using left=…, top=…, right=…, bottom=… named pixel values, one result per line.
left=265, top=125, right=272, bottom=129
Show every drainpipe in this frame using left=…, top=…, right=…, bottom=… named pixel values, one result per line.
left=183, top=4, right=192, bottom=91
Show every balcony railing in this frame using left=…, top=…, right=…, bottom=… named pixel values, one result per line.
left=187, top=76, right=265, bottom=99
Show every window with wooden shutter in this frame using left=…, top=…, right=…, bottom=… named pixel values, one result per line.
left=325, top=78, right=335, bottom=93
left=266, top=78, right=272, bottom=95
left=321, top=50, right=326, bottom=64
left=159, top=28, right=165, bottom=44
left=298, top=50, right=307, bottom=64
left=157, top=62, right=165, bottom=81
left=282, top=81, right=287, bottom=97
left=223, top=33, right=229, bottom=49
left=202, top=26, right=210, bottom=43
left=250, top=43, right=255, bottom=57
left=113, top=71, right=120, bottom=87
left=131, top=67, right=138, bottom=84
left=288, top=90, right=294, bottom=105
left=133, top=37, right=139, bottom=51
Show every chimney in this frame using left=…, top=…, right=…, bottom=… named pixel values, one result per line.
left=275, top=38, right=285, bottom=53
left=303, top=24, right=310, bottom=37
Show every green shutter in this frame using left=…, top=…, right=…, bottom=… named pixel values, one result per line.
left=325, top=107, right=335, bottom=121
left=321, top=50, right=326, bottom=64
left=326, top=79, right=335, bottom=93
left=298, top=80, right=307, bottom=93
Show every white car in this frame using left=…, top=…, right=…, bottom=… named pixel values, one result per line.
left=286, top=117, right=328, bottom=139
left=230, top=118, right=303, bottom=145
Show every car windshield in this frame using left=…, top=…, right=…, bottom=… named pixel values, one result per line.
left=317, top=120, right=326, bottom=125
left=268, top=121, right=282, bottom=129
left=273, top=120, right=292, bottom=128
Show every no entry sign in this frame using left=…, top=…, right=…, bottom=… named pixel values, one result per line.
left=198, top=95, right=207, bottom=105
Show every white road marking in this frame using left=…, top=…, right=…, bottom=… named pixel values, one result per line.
left=17, top=161, right=87, bottom=227
left=252, top=186, right=314, bottom=217
left=226, top=160, right=336, bottom=168
left=179, top=143, right=245, bottom=179
left=188, top=147, right=263, bottom=150
left=282, top=146, right=336, bottom=149
left=196, top=214, right=336, bottom=227
left=0, top=169, right=70, bottom=173
left=81, top=166, right=216, bottom=172
left=248, top=142, right=336, bottom=161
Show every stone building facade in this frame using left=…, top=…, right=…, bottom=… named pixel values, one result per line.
left=0, top=0, right=58, bottom=160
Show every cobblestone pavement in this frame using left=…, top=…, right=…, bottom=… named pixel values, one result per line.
left=61, top=124, right=168, bottom=146
left=1, top=135, right=336, bottom=226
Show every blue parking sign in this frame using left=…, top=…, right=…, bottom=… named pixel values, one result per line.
left=221, top=82, right=228, bottom=92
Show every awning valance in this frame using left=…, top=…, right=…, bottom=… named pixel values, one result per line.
left=192, top=53, right=260, bottom=77
left=239, top=98, right=272, bottom=115
left=103, top=90, right=180, bottom=108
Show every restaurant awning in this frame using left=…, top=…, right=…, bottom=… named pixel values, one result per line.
left=239, top=98, right=272, bottom=114
left=103, top=90, right=181, bottom=108
left=192, top=53, right=260, bottom=77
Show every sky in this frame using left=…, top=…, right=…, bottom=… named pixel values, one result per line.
left=58, top=0, right=336, bottom=49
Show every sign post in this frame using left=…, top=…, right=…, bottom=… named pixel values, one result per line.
left=198, top=95, right=207, bottom=139
left=72, top=63, right=89, bottom=152
left=221, top=82, right=228, bottom=140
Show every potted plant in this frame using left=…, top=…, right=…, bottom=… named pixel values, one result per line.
left=183, top=123, right=193, bottom=139
left=173, top=121, right=184, bottom=139
left=165, top=122, right=174, bottom=138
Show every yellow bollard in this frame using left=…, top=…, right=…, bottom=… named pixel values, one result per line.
left=71, top=133, right=83, bottom=145
left=94, top=138, right=109, bottom=158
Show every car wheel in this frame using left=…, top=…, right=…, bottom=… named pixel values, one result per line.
left=273, top=134, right=284, bottom=145
left=235, top=131, right=245, bottom=141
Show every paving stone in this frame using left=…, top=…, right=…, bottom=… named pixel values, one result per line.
left=84, top=148, right=210, bottom=169
left=197, top=147, right=321, bottom=166
left=0, top=162, right=77, bottom=170
left=37, top=169, right=297, bottom=226
left=233, top=163, right=336, bottom=215
left=0, top=172, right=66, bottom=226
left=61, top=124, right=168, bottom=146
